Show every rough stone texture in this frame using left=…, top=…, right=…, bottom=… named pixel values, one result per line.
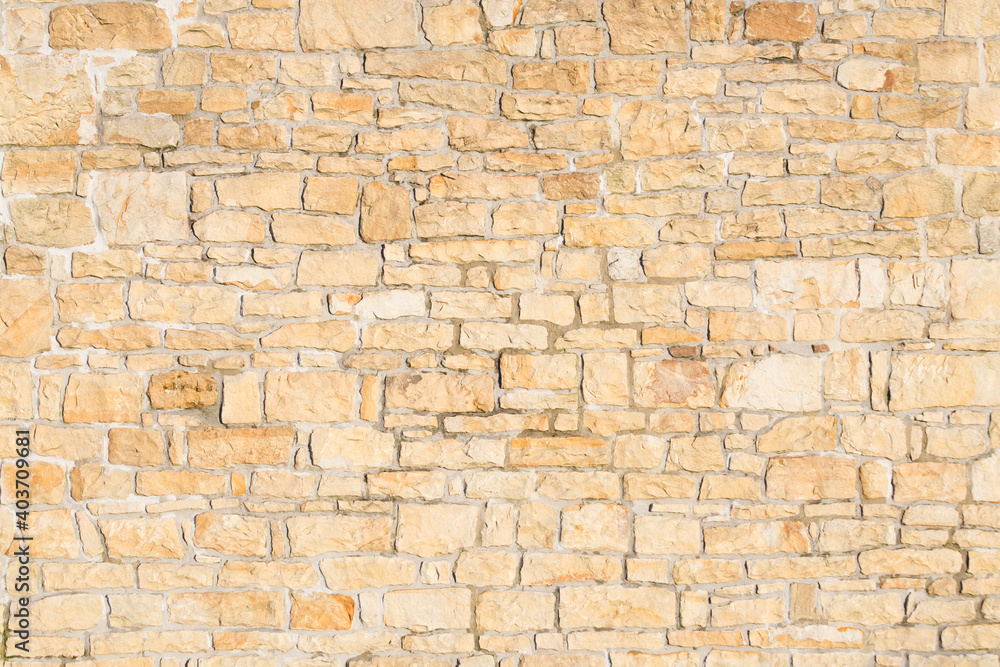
left=2, top=0, right=998, bottom=660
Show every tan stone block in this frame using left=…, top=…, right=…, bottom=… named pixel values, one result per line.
left=148, top=371, right=217, bottom=410
left=841, top=414, right=907, bottom=459
left=63, top=373, right=142, bottom=424
left=228, top=12, right=295, bottom=50
left=561, top=503, right=629, bottom=552
left=136, top=470, right=226, bottom=496
left=512, top=60, right=590, bottom=94
left=2, top=149, right=77, bottom=196
left=429, top=171, right=537, bottom=199
left=264, top=371, right=356, bottom=422
left=300, top=0, right=419, bottom=50
left=707, top=118, right=785, bottom=152
left=822, top=593, right=905, bottom=626
left=291, top=592, right=354, bottom=630
left=704, top=521, right=809, bottom=555
left=893, top=462, right=967, bottom=502
left=761, top=84, right=848, bottom=115
left=757, top=259, right=858, bottom=310
left=168, top=591, right=282, bottom=627
left=292, top=125, right=355, bottom=152
left=385, top=372, right=493, bottom=413
left=634, top=516, right=700, bottom=555
left=193, top=513, right=268, bottom=557
left=889, top=353, right=1000, bottom=410
left=722, top=355, right=821, bottom=412
left=619, top=101, right=701, bottom=158
left=755, top=416, right=836, bottom=453
left=288, top=515, right=392, bottom=556
left=383, top=588, right=472, bottom=631
left=309, top=426, right=393, bottom=472
left=31, top=593, right=104, bottom=633
left=413, top=202, right=488, bottom=238
left=564, top=217, right=655, bottom=248
left=478, top=591, right=555, bottom=632
left=765, top=455, right=856, bottom=500
left=708, top=312, right=787, bottom=341
left=0, top=54, right=95, bottom=147
left=605, top=0, right=685, bottom=54
left=297, top=249, right=379, bottom=287
left=216, top=172, right=300, bottom=211
left=320, top=556, right=416, bottom=589
left=668, top=435, right=724, bottom=472
left=0, top=363, right=32, bottom=420
left=744, top=1, right=815, bottom=40
left=595, top=59, right=661, bottom=95
left=964, top=172, right=1000, bottom=217
left=396, top=503, right=477, bottom=556
left=399, top=82, right=496, bottom=114
left=612, top=284, right=683, bottom=324
left=883, top=172, right=954, bottom=218
left=10, top=197, right=95, bottom=248
left=535, top=120, right=613, bottom=152
left=501, top=353, right=577, bottom=390
left=93, top=172, right=187, bottom=245
left=70, top=463, right=131, bottom=500
left=935, top=133, right=1000, bottom=167
left=945, top=0, right=1000, bottom=36
left=100, top=518, right=185, bottom=559
left=511, top=436, right=610, bottom=468
left=187, top=426, right=294, bottom=469
left=878, top=96, right=960, bottom=128
left=560, top=585, right=676, bottom=629
left=49, top=3, right=170, bottom=49
left=362, top=322, right=454, bottom=351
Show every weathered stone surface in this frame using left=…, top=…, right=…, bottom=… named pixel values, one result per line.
left=605, top=0, right=686, bottom=54
left=360, top=182, right=411, bottom=242
left=0, top=278, right=53, bottom=357
left=745, top=2, right=816, bottom=41
left=50, top=3, right=171, bottom=49
left=3, top=1, right=994, bottom=655
left=889, top=354, right=1000, bottom=410
left=766, top=456, right=856, bottom=500
left=0, top=55, right=96, bottom=146
left=11, top=198, right=95, bottom=248
left=93, top=172, right=187, bottom=245
left=619, top=101, right=702, bottom=158
left=722, top=355, right=822, bottom=412
left=264, top=371, right=356, bottom=422
left=299, top=0, right=419, bottom=50
left=188, top=426, right=294, bottom=469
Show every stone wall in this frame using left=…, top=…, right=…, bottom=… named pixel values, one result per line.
left=2, top=0, right=1000, bottom=663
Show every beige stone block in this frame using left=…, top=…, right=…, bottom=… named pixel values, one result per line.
left=721, top=355, right=821, bottom=412
left=287, top=515, right=393, bottom=556
left=193, top=513, right=268, bottom=557
left=512, top=436, right=610, bottom=468
left=561, top=503, right=629, bottom=552
left=560, top=585, right=677, bottom=629
left=187, top=426, right=294, bottom=469
left=619, top=101, right=701, bottom=158
left=383, top=588, right=472, bottom=631
left=168, top=591, right=282, bottom=627
left=756, top=416, right=836, bottom=453
left=100, top=518, right=185, bottom=559
left=385, top=372, right=493, bottom=413
left=264, top=371, right=356, bottom=422
left=49, top=3, right=170, bottom=49
left=893, top=462, right=967, bottom=502
left=397, top=504, right=478, bottom=556
left=889, top=353, right=1000, bottom=409
left=765, top=455, right=856, bottom=500
left=477, top=591, right=555, bottom=632
left=291, top=592, right=354, bottom=630
left=300, top=0, right=419, bottom=50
